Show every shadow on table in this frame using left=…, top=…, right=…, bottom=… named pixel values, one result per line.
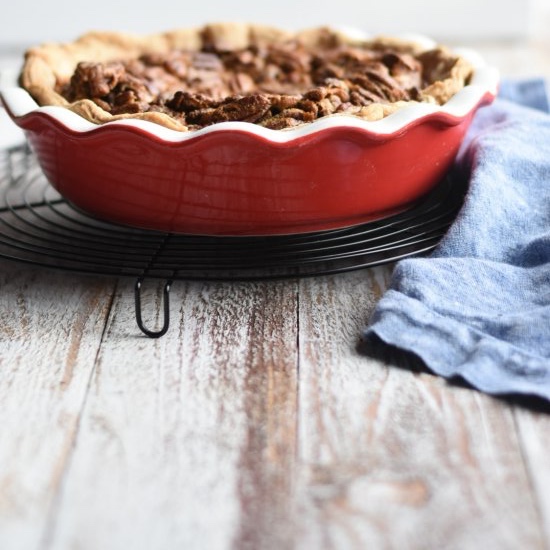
left=357, top=333, right=550, bottom=415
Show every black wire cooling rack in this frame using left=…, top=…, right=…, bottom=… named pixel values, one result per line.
left=0, top=144, right=467, bottom=337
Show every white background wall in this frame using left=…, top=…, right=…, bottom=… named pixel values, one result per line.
left=0, top=0, right=535, bottom=47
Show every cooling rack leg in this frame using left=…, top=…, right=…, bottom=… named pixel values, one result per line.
left=134, top=278, right=172, bottom=338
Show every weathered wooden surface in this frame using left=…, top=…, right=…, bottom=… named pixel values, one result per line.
left=1, top=15, right=550, bottom=550
left=0, top=262, right=115, bottom=550
left=1, top=262, right=549, bottom=550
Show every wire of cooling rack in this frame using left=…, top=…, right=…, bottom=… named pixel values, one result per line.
left=0, top=144, right=467, bottom=337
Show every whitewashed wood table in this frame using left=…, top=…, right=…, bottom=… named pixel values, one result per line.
left=1, top=26, right=550, bottom=550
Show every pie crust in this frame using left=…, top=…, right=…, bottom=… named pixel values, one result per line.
left=19, top=23, right=473, bottom=132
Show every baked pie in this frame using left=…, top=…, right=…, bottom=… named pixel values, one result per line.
left=3, top=23, right=497, bottom=235
left=19, top=23, right=473, bottom=131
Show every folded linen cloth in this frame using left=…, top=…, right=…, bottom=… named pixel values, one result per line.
left=363, top=79, right=550, bottom=401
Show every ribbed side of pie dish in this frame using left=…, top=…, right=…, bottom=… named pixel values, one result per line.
left=0, top=27, right=499, bottom=235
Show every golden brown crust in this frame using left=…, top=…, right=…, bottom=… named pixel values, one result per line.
left=419, top=49, right=473, bottom=104
left=20, top=23, right=473, bottom=131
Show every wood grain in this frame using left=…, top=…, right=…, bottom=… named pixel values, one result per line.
left=515, top=405, right=550, bottom=545
left=0, top=261, right=115, bottom=550
left=1, top=263, right=548, bottom=550
left=296, top=269, right=546, bottom=550
left=43, top=278, right=300, bottom=550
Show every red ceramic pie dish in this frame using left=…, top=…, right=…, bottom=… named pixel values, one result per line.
left=0, top=37, right=498, bottom=236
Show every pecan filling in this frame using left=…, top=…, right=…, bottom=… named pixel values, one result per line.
left=58, top=39, right=457, bottom=130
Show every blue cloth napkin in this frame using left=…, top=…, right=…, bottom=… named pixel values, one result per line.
left=363, top=79, right=550, bottom=401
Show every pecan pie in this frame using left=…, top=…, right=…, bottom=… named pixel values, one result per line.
left=20, top=23, right=473, bottom=131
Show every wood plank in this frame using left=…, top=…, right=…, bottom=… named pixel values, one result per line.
left=45, top=277, right=300, bottom=550
left=0, top=261, right=115, bottom=550
left=296, top=268, right=546, bottom=550
left=515, top=403, right=550, bottom=544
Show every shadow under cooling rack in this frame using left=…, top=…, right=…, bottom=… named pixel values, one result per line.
left=0, top=144, right=467, bottom=336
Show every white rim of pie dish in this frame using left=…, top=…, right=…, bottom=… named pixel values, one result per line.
left=0, top=33, right=499, bottom=144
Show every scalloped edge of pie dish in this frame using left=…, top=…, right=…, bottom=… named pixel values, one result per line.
left=1, top=35, right=499, bottom=144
